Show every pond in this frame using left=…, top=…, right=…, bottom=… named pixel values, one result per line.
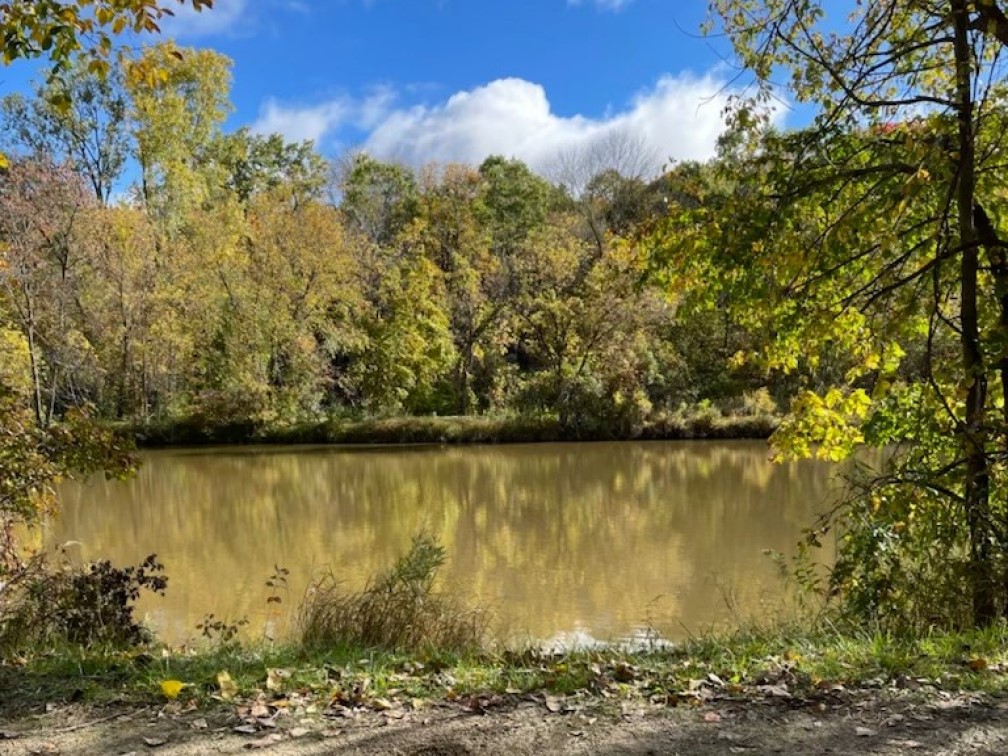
left=49, top=441, right=841, bottom=646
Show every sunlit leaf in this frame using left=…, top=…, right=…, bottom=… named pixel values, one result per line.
left=217, top=671, right=238, bottom=700
left=159, top=680, right=185, bottom=699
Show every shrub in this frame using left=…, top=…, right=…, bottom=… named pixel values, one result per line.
left=0, top=552, right=167, bottom=652
left=741, top=388, right=778, bottom=417
left=297, top=534, right=488, bottom=654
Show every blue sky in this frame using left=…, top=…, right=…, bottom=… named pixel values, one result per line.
left=4, top=0, right=786, bottom=172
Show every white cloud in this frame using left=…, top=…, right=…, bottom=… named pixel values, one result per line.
left=251, top=87, right=396, bottom=144
left=567, top=0, right=635, bottom=11
left=250, top=72, right=784, bottom=173
left=253, top=98, right=353, bottom=143
left=364, top=74, right=773, bottom=172
left=160, top=0, right=249, bottom=37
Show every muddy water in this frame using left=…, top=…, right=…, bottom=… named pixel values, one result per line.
left=48, top=441, right=840, bottom=645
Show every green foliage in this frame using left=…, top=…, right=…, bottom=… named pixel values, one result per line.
left=1, top=59, right=129, bottom=203
left=0, top=1, right=213, bottom=64
left=774, top=388, right=872, bottom=462
left=0, top=399, right=134, bottom=525
left=0, top=0, right=215, bottom=170
left=126, top=41, right=234, bottom=225
left=477, top=155, right=556, bottom=254
left=666, top=0, right=1008, bottom=629
left=338, top=152, right=419, bottom=246
left=349, top=253, right=457, bottom=414
left=212, top=127, right=326, bottom=205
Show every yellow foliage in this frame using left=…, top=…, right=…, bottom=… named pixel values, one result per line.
left=0, top=327, right=33, bottom=398
left=159, top=679, right=186, bottom=699
left=216, top=671, right=238, bottom=700
left=773, top=388, right=872, bottom=462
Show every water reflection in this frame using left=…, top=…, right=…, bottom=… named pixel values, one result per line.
left=49, top=441, right=839, bottom=645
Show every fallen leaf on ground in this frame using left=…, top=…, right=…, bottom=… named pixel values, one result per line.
left=614, top=664, right=637, bottom=683
left=217, top=671, right=238, bottom=700
left=887, top=740, right=923, bottom=750
left=267, top=668, right=291, bottom=692
left=159, top=680, right=185, bottom=700
left=244, top=734, right=283, bottom=750
left=758, top=684, right=792, bottom=699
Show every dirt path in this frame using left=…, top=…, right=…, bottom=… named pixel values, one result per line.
left=3, top=690, right=1008, bottom=755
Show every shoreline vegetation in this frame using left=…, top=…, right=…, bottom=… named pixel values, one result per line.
left=5, top=532, right=1008, bottom=752
left=124, top=409, right=780, bottom=449
left=6, top=535, right=1008, bottom=713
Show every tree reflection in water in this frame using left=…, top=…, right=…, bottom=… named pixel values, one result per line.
left=49, top=441, right=839, bottom=645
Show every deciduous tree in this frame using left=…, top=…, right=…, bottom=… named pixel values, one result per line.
left=667, top=0, right=1008, bottom=626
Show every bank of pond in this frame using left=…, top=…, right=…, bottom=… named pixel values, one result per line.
left=125, top=411, right=779, bottom=449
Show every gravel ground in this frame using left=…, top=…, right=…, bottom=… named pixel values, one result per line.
left=3, top=688, right=1007, bottom=755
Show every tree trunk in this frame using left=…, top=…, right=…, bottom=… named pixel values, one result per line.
left=952, top=0, right=997, bottom=625
left=973, top=202, right=1008, bottom=614
left=24, top=292, right=45, bottom=428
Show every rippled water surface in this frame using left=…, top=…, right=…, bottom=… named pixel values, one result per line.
left=49, top=441, right=839, bottom=645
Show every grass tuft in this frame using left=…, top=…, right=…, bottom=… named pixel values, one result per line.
left=296, top=533, right=489, bottom=655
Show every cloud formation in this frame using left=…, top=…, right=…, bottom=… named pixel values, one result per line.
left=251, top=87, right=396, bottom=144
left=252, top=72, right=779, bottom=173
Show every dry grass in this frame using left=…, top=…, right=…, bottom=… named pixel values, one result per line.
left=296, top=534, right=489, bottom=654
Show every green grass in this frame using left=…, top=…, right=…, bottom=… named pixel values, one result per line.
left=5, top=621, right=1008, bottom=720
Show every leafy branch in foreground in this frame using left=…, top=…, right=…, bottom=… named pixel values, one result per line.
left=649, top=0, right=1008, bottom=630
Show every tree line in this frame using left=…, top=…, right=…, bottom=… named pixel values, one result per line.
left=0, top=42, right=804, bottom=439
